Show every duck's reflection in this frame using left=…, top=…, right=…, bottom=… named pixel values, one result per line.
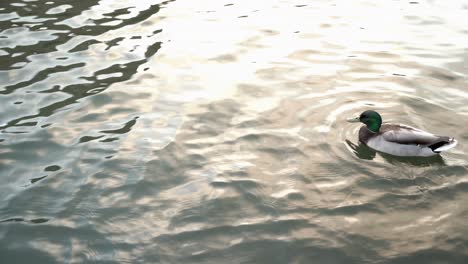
left=346, top=139, right=376, bottom=160
left=345, top=140, right=446, bottom=167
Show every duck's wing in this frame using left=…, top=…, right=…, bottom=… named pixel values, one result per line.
left=380, top=124, right=446, bottom=146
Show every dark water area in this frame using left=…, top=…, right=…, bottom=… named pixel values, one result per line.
left=1, top=0, right=468, bottom=263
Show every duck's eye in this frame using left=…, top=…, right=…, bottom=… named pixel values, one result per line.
left=361, top=114, right=367, bottom=119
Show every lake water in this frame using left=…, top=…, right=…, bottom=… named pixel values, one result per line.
left=1, top=0, right=468, bottom=263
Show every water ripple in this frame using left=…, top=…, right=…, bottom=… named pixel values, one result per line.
left=1, top=0, right=468, bottom=263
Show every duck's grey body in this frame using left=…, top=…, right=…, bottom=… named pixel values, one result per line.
left=359, top=123, right=457, bottom=157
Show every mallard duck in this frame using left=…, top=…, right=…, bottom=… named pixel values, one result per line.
left=347, top=110, right=457, bottom=157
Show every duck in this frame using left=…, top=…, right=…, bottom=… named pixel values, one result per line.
left=347, top=110, right=457, bottom=157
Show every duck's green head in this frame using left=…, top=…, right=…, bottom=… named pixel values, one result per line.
left=347, top=110, right=382, bottom=133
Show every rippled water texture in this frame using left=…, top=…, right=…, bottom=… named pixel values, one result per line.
left=1, top=0, right=468, bottom=263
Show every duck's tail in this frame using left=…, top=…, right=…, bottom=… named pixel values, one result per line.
left=430, top=137, right=458, bottom=153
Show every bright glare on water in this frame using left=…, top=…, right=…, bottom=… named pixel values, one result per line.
left=1, top=0, right=468, bottom=263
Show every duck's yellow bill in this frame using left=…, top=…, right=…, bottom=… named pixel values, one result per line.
left=346, top=117, right=360, bottom=123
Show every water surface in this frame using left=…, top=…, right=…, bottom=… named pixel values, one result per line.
left=1, top=0, right=468, bottom=263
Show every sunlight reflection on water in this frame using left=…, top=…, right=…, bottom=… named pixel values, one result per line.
left=1, top=0, right=468, bottom=263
